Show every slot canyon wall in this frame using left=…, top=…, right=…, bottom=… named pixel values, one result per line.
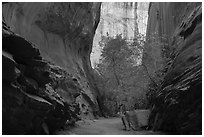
left=145, top=2, right=202, bottom=134
left=2, top=2, right=103, bottom=134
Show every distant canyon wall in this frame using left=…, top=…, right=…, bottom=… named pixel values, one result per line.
left=91, top=2, right=149, bottom=65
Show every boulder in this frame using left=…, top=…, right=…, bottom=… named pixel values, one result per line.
left=125, top=109, right=150, bottom=130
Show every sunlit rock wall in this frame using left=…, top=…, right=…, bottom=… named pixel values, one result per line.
left=99, top=2, right=138, bottom=39
left=91, top=2, right=149, bottom=66
left=2, top=2, right=103, bottom=121
left=145, top=2, right=202, bottom=134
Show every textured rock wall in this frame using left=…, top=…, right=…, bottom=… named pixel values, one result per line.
left=3, top=2, right=103, bottom=118
left=144, top=3, right=201, bottom=77
left=146, top=2, right=202, bottom=134
left=3, top=22, right=82, bottom=134
left=146, top=2, right=201, bottom=45
left=2, top=2, right=103, bottom=134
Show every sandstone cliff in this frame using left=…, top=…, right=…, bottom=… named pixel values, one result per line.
left=2, top=2, right=103, bottom=134
left=145, top=2, right=202, bottom=134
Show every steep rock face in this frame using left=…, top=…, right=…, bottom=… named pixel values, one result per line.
left=2, top=2, right=104, bottom=134
left=146, top=2, right=201, bottom=45
left=3, top=22, right=82, bottom=134
left=3, top=2, right=103, bottom=119
left=146, top=3, right=202, bottom=134
left=144, top=3, right=201, bottom=79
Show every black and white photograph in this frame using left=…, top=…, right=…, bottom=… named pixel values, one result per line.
left=2, top=1, right=202, bottom=135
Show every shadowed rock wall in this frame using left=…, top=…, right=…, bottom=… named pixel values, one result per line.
left=146, top=2, right=202, bottom=134
left=3, top=2, right=103, bottom=115
left=2, top=2, right=103, bottom=134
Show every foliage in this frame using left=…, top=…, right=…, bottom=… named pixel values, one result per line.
left=93, top=32, right=172, bottom=116
left=147, top=6, right=202, bottom=134
left=142, top=33, right=171, bottom=108
left=93, top=34, right=150, bottom=116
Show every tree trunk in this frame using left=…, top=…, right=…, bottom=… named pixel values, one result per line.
left=142, top=63, right=158, bottom=87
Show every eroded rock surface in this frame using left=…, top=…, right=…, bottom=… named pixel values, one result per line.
left=2, top=22, right=84, bottom=134
left=2, top=2, right=103, bottom=134
left=146, top=3, right=202, bottom=134
left=2, top=2, right=103, bottom=117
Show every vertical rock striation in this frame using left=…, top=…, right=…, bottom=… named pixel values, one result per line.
left=91, top=2, right=149, bottom=66
left=145, top=2, right=202, bottom=134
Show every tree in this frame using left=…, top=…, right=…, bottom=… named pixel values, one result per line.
left=94, top=34, right=150, bottom=115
